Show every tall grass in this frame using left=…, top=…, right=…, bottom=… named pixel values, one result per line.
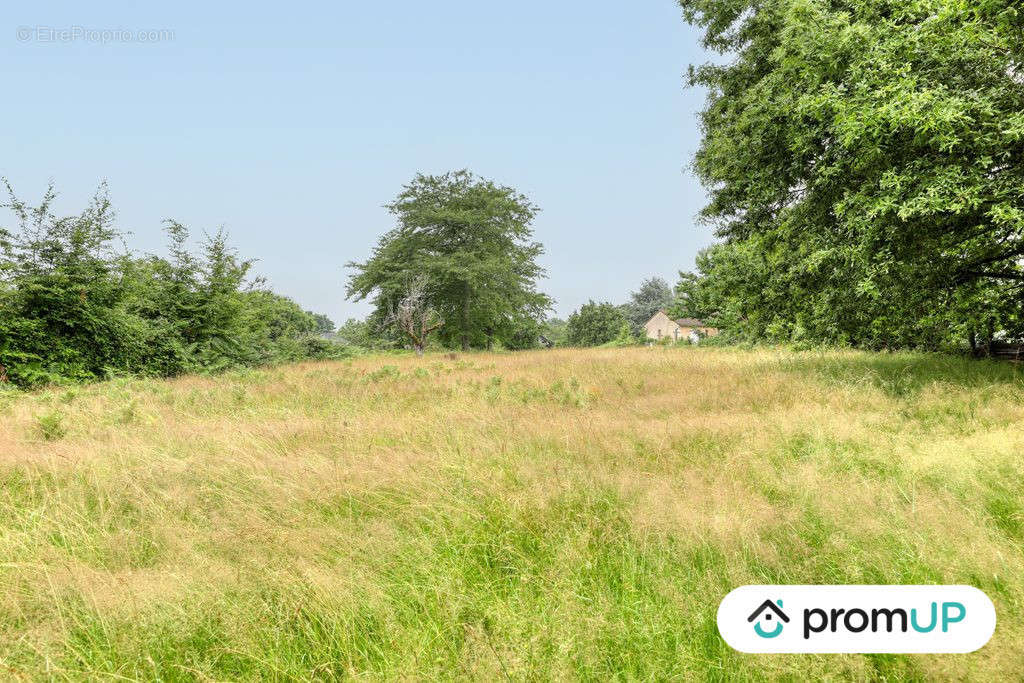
left=0, top=348, right=1022, bottom=680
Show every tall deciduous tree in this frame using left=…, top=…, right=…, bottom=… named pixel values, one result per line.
left=679, top=0, right=1024, bottom=348
left=347, top=170, right=552, bottom=350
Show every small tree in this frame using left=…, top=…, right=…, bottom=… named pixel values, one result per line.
left=566, top=301, right=627, bottom=347
left=385, top=277, right=444, bottom=354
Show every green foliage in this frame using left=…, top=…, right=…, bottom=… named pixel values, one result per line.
left=36, top=410, right=66, bottom=441
left=678, top=0, right=1024, bottom=349
left=0, top=181, right=140, bottom=385
left=566, top=301, right=627, bottom=347
left=0, top=182, right=345, bottom=387
left=540, top=317, right=569, bottom=347
left=620, top=277, right=673, bottom=337
left=333, top=318, right=387, bottom=350
left=347, top=170, right=552, bottom=351
left=503, top=317, right=545, bottom=350
left=603, top=322, right=639, bottom=348
left=311, top=313, right=334, bottom=335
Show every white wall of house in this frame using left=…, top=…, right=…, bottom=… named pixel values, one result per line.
left=644, top=311, right=682, bottom=341
left=644, top=310, right=719, bottom=343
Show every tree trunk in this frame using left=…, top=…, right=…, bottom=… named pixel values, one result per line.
left=969, top=330, right=977, bottom=356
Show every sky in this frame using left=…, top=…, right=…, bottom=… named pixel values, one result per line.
left=2, top=1, right=716, bottom=323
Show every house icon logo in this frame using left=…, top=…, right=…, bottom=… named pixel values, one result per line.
left=748, top=599, right=789, bottom=638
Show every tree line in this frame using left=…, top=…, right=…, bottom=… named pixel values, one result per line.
left=6, top=2, right=1018, bottom=388
left=673, top=0, right=1023, bottom=351
left=0, top=170, right=582, bottom=388
left=0, top=167, right=702, bottom=390
left=0, top=182, right=343, bottom=387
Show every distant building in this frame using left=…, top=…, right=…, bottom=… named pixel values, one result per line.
left=643, top=310, right=718, bottom=343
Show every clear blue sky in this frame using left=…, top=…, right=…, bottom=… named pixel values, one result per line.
left=3, top=1, right=715, bottom=323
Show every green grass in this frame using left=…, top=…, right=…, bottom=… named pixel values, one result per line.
left=0, top=347, right=1022, bottom=680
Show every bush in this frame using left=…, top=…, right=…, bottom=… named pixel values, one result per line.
left=566, top=301, right=627, bottom=347
left=602, top=322, right=639, bottom=348
left=0, top=182, right=349, bottom=387
left=36, top=411, right=66, bottom=441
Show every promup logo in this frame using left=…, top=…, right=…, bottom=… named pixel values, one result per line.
left=748, top=599, right=789, bottom=638
left=718, top=585, right=996, bottom=653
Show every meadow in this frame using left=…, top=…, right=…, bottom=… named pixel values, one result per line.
left=1, top=347, right=1023, bottom=680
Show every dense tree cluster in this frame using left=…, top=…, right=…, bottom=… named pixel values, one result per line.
left=677, top=0, right=1023, bottom=349
left=0, top=183, right=345, bottom=387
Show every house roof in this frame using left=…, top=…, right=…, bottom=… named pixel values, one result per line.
left=747, top=599, right=789, bottom=623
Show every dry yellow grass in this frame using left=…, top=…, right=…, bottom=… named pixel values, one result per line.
left=0, top=346, right=1022, bottom=680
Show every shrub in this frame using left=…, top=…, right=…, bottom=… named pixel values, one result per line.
left=36, top=411, right=66, bottom=441
left=566, top=301, right=627, bottom=347
left=0, top=183, right=347, bottom=387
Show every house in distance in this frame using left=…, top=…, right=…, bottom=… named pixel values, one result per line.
left=644, top=310, right=718, bottom=344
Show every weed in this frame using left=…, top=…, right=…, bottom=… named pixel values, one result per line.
left=36, top=410, right=67, bottom=441
left=365, top=365, right=401, bottom=382
left=548, top=376, right=588, bottom=407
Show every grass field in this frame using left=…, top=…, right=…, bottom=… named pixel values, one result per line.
left=1, top=347, right=1023, bottom=680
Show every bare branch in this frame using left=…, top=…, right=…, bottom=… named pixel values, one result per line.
left=384, top=276, right=444, bottom=354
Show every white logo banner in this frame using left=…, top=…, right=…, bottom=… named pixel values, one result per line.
left=717, top=585, right=996, bottom=653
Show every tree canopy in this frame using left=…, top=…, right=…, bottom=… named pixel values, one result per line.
left=347, top=170, right=552, bottom=350
left=566, top=301, right=627, bottom=347
left=678, top=0, right=1023, bottom=349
